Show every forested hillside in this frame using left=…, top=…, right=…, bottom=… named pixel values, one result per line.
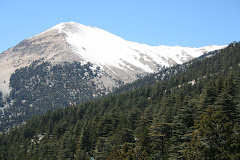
left=0, top=46, right=223, bottom=132
left=113, top=49, right=221, bottom=94
left=0, top=61, right=109, bottom=131
left=0, top=42, right=240, bottom=159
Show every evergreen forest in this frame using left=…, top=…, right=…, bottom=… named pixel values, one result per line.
left=0, top=61, right=109, bottom=131
left=0, top=42, right=240, bottom=159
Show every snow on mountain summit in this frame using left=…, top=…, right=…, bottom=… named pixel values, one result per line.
left=47, top=21, right=226, bottom=73
left=0, top=21, right=227, bottom=96
left=49, top=22, right=154, bottom=72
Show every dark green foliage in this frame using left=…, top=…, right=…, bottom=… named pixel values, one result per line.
left=107, top=142, right=151, bottom=160
left=183, top=107, right=240, bottom=159
left=0, top=61, right=103, bottom=131
left=0, top=91, right=3, bottom=108
left=0, top=42, right=240, bottom=159
left=114, top=42, right=240, bottom=96
left=215, top=73, right=239, bottom=120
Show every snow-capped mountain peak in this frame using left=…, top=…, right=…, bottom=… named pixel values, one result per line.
left=0, top=21, right=227, bottom=96
left=49, top=22, right=151, bottom=72
left=46, top=22, right=226, bottom=73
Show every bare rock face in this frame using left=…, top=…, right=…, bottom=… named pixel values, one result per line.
left=0, top=30, right=78, bottom=95
left=0, top=21, right=227, bottom=96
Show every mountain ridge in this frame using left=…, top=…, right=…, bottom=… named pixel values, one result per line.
left=0, top=42, right=239, bottom=159
left=0, top=21, right=226, bottom=96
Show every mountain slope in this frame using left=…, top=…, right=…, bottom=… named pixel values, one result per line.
left=112, top=49, right=223, bottom=94
left=0, top=42, right=239, bottom=159
left=0, top=22, right=226, bottom=131
left=0, top=21, right=226, bottom=96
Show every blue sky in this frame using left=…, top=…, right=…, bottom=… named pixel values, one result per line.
left=0, top=0, right=239, bottom=53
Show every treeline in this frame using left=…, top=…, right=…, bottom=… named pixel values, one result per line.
left=0, top=61, right=104, bottom=131
left=114, top=46, right=235, bottom=94
left=0, top=42, right=240, bottom=159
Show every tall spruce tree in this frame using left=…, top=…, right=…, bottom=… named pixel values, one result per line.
left=215, top=73, right=239, bottom=121
left=183, top=107, right=240, bottom=159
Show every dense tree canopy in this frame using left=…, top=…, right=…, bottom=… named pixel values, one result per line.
left=0, top=42, right=240, bottom=159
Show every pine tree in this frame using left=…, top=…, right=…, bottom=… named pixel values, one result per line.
left=183, top=107, right=240, bottom=159
left=200, top=80, right=217, bottom=106
left=169, top=97, right=195, bottom=159
left=135, top=119, right=151, bottom=155
left=107, top=143, right=151, bottom=160
left=215, top=74, right=238, bottom=121
left=58, top=131, right=75, bottom=160
left=77, top=127, right=90, bottom=151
